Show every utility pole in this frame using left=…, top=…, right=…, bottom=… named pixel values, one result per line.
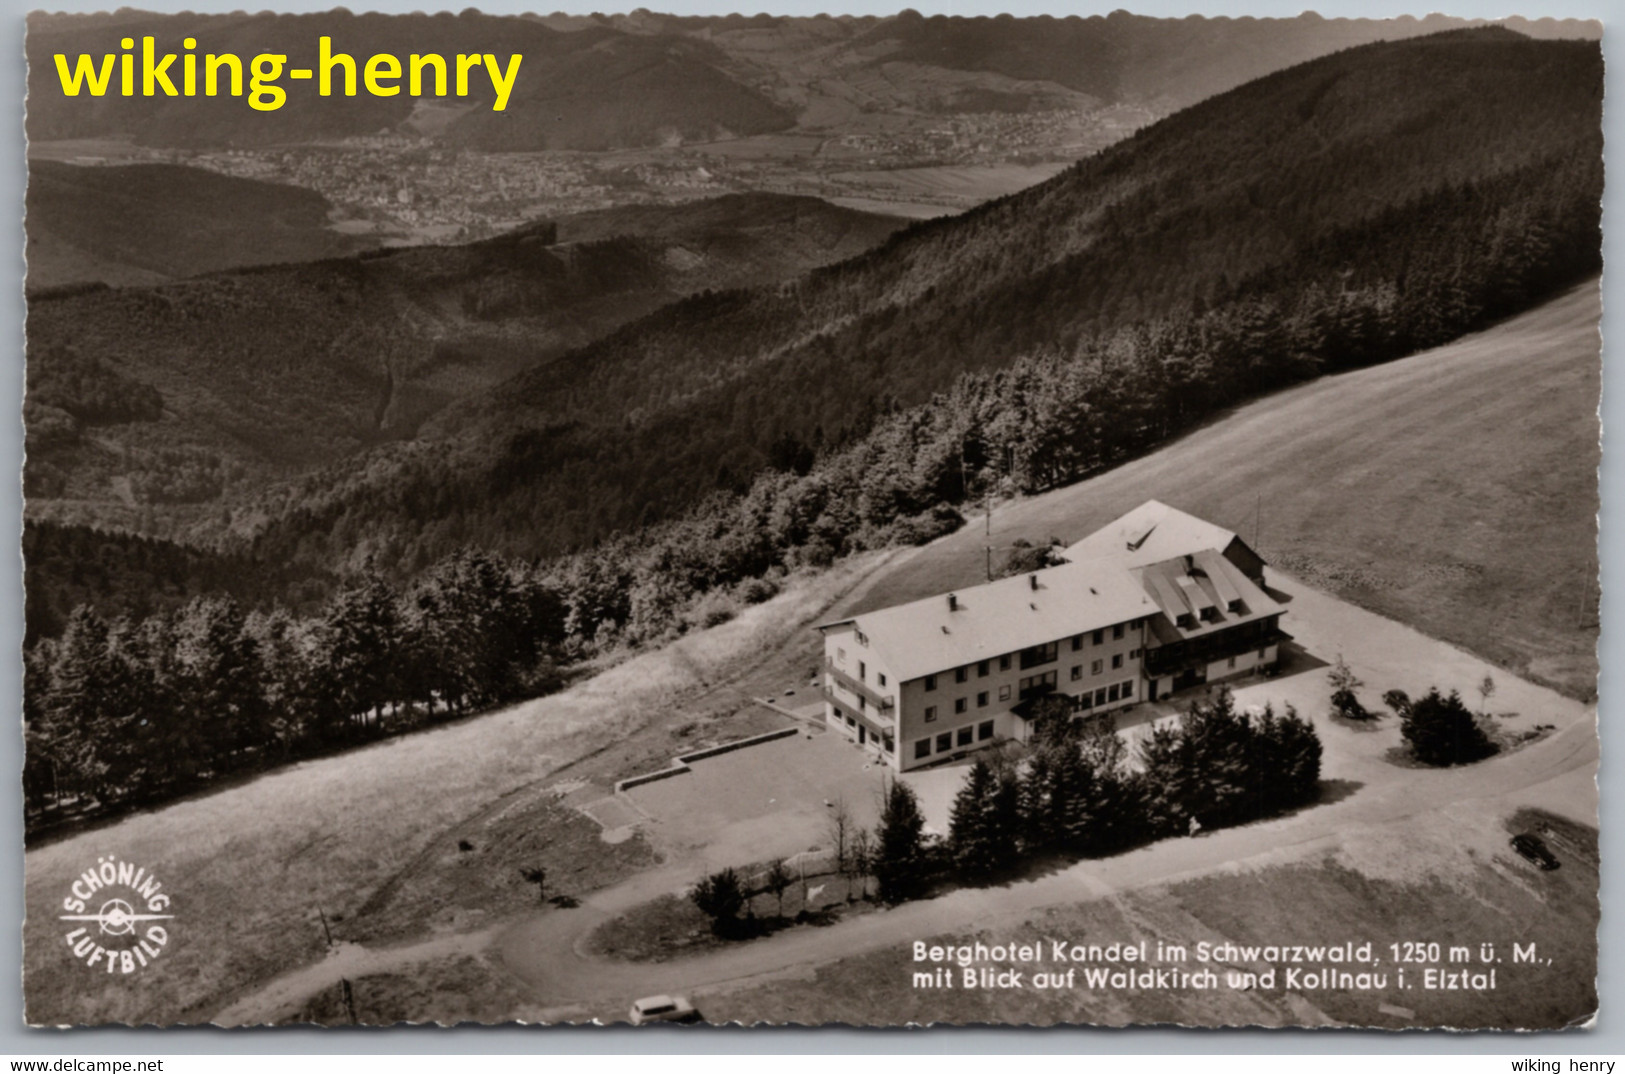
left=317, top=906, right=358, bottom=1025
left=984, top=482, right=993, bottom=582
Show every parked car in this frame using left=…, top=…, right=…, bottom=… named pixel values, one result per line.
left=1511, top=832, right=1560, bottom=870
left=629, top=994, right=701, bottom=1025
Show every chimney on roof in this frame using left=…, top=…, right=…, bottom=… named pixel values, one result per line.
left=947, top=593, right=958, bottom=612
left=1029, top=574, right=1039, bottom=590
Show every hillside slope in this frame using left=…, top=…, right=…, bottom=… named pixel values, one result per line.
left=859, top=280, right=1601, bottom=699
left=541, top=10, right=1596, bottom=129
left=230, top=30, right=1601, bottom=569
left=26, top=160, right=374, bottom=290
left=24, top=193, right=903, bottom=536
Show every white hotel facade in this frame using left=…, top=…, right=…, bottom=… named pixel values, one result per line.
left=818, top=501, right=1288, bottom=771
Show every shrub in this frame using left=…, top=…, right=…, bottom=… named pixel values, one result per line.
left=735, top=576, right=779, bottom=605
left=688, top=591, right=738, bottom=630
left=1401, top=687, right=1498, bottom=767
left=1328, top=655, right=1374, bottom=720
left=690, top=867, right=746, bottom=936
left=999, top=539, right=1058, bottom=578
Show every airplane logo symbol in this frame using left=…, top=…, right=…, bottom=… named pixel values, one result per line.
left=60, top=898, right=174, bottom=937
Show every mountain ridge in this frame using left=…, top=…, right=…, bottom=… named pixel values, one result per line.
left=23, top=191, right=906, bottom=536
left=212, top=29, right=1601, bottom=574
left=27, top=10, right=1602, bottom=152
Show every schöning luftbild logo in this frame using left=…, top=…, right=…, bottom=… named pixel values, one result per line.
left=59, top=855, right=175, bottom=974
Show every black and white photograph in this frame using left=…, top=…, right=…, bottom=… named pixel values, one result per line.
left=17, top=5, right=1604, bottom=1031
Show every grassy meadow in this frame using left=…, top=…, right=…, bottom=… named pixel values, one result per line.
left=857, top=280, right=1602, bottom=700
left=21, top=553, right=895, bottom=1025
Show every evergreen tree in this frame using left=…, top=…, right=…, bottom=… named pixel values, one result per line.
left=41, top=605, right=115, bottom=801
left=172, top=596, right=265, bottom=765
left=873, top=778, right=927, bottom=905
left=1139, top=688, right=1322, bottom=834
left=316, top=570, right=404, bottom=732
left=690, top=867, right=746, bottom=937
left=1401, top=687, right=1498, bottom=767
left=949, top=759, right=1017, bottom=881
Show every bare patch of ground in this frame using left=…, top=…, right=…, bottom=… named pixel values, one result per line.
left=285, top=952, right=542, bottom=1027
left=341, top=795, right=657, bottom=947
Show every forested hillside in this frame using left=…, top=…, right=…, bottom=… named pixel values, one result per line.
left=26, top=161, right=373, bottom=290
left=24, top=193, right=902, bottom=532
left=23, top=522, right=334, bottom=644
left=239, top=30, right=1603, bottom=570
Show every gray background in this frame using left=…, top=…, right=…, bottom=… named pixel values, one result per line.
left=0, top=0, right=1615, bottom=1054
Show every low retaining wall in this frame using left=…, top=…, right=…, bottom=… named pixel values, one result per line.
left=676, top=726, right=799, bottom=764
left=615, top=765, right=689, bottom=792
left=614, top=725, right=802, bottom=794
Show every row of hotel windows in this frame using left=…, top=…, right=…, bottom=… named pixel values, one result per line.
left=914, top=719, right=997, bottom=759
left=909, top=674, right=1144, bottom=761
left=929, top=656, right=1144, bottom=714
left=922, top=624, right=1140, bottom=690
